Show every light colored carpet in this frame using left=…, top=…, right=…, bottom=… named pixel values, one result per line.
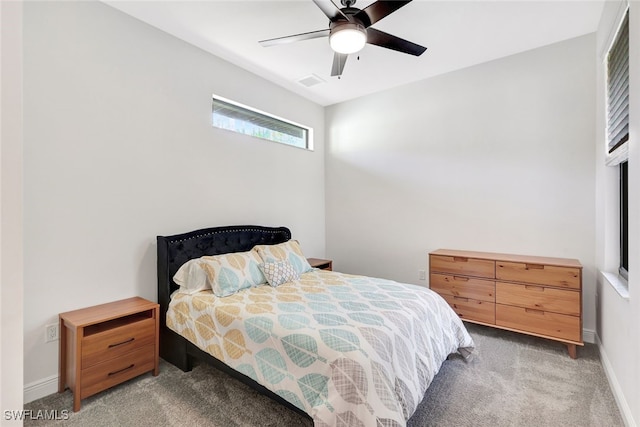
left=25, top=323, right=623, bottom=426
left=408, top=324, right=623, bottom=427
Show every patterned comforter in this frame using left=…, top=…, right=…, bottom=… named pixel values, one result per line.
left=167, top=269, right=474, bottom=427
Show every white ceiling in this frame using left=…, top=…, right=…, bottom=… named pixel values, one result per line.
left=104, top=0, right=604, bottom=106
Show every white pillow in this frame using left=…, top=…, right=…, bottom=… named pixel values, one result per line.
left=173, top=259, right=210, bottom=294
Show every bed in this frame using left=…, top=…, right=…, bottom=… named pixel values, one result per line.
left=157, top=225, right=474, bottom=426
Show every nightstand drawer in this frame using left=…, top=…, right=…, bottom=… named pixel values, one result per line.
left=441, top=294, right=495, bottom=324
left=80, top=344, right=155, bottom=399
left=430, top=254, right=495, bottom=279
left=496, top=304, right=581, bottom=342
left=496, top=261, right=580, bottom=289
left=430, top=273, right=495, bottom=302
left=82, top=317, right=156, bottom=368
left=496, top=282, right=580, bottom=316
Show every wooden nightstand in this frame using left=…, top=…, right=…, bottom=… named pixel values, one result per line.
left=58, top=297, right=159, bottom=411
left=308, top=258, right=333, bottom=271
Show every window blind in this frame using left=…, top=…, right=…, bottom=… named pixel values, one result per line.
left=607, top=11, right=629, bottom=154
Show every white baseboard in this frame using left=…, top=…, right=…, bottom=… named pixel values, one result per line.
left=597, top=334, right=637, bottom=427
left=583, top=328, right=596, bottom=344
left=24, top=374, right=58, bottom=404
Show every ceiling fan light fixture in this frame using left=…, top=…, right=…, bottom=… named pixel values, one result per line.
left=329, top=22, right=366, bottom=54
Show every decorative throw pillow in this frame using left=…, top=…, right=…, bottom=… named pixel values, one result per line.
left=173, top=250, right=266, bottom=297
left=259, top=261, right=300, bottom=287
left=253, top=240, right=312, bottom=275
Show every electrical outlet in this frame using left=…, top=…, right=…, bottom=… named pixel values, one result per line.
left=45, top=323, right=59, bottom=343
left=419, top=270, right=426, bottom=280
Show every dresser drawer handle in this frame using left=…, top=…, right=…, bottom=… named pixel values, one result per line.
left=108, top=337, right=135, bottom=348
left=453, top=257, right=468, bottom=262
left=453, top=296, right=469, bottom=302
left=525, top=264, right=544, bottom=270
left=453, top=276, right=469, bottom=282
left=525, top=308, right=544, bottom=315
left=525, top=285, right=545, bottom=291
left=108, top=364, right=135, bottom=377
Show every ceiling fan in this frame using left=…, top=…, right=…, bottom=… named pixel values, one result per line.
left=259, top=0, right=427, bottom=77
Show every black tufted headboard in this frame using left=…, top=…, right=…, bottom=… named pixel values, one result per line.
left=156, top=225, right=311, bottom=419
left=156, top=225, right=291, bottom=324
left=156, top=225, right=291, bottom=371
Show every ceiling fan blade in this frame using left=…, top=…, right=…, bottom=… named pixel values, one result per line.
left=313, top=0, right=349, bottom=22
left=331, top=52, right=348, bottom=76
left=354, top=1, right=412, bottom=27
left=259, top=29, right=330, bottom=47
left=366, top=27, right=426, bottom=56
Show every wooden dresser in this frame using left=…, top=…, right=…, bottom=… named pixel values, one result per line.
left=429, top=249, right=583, bottom=358
left=59, top=297, right=159, bottom=411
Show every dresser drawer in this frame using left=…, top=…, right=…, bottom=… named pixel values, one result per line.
left=430, top=255, right=495, bottom=279
left=496, top=261, right=580, bottom=289
left=82, top=317, right=156, bottom=368
left=496, top=282, right=580, bottom=316
left=496, top=304, right=581, bottom=342
left=430, top=273, right=495, bottom=302
left=441, top=294, right=495, bottom=324
left=80, top=344, right=155, bottom=399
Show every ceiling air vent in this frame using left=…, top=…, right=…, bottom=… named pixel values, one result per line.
left=297, top=74, right=326, bottom=88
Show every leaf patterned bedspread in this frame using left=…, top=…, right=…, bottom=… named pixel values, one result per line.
left=167, top=269, right=474, bottom=427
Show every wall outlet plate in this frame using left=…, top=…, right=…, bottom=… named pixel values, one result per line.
left=419, top=270, right=426, bottom=280
left=45, top=323, right=59, bottom=343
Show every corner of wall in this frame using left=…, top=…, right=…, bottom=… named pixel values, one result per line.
left=596, top=333, right=638, bottom=427
left=1, top=0, right=25, bottom=419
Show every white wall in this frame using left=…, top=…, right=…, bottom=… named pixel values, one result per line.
left=595, top=1, right=639, bottom=425
left=22, top=1, right=325, bottom=396
left=18, top=2, right=638, bottom=422
left=325, top=35, right=596, bottom=332
left=1, top=0, right=24, bottom=422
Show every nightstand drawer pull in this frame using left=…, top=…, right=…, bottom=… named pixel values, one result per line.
left=108, top=338, right=135, bottom=348
left=108, top=364, right=135, bottom=376
left=453, top=257, right=468, bottom=262
left=453, top=296, right=469, bottom=302
left=525, top=263, right=544, bottom=270
left=453, top=276, right=469, bottom=282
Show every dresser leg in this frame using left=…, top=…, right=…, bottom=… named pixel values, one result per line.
left=567, top=344, right=577, bottom=359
